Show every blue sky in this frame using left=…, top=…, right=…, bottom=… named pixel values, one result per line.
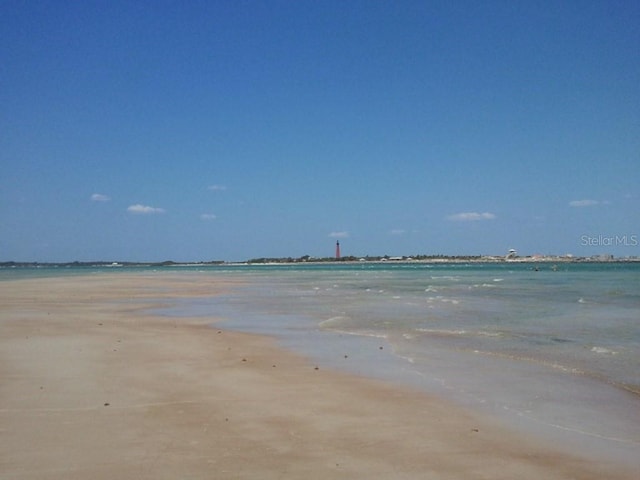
left=2, top=1, right=639, bottom=262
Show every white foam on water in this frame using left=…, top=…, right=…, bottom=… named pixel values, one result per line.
left=591, top=346, right=618, bottom=355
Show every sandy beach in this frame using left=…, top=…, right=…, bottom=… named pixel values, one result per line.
left=0, top=273, right=635, bottom=479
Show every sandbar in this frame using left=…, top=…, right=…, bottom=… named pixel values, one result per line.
left=1, top=272, right=635, bottom=479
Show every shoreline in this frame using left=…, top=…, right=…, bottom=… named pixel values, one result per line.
left=1, top=272, right=636, bottom=479
left=163, top=283, right=640, bottom=470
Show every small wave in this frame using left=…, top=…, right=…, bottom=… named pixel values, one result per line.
left=416, top=328, right=469, bottom=336
left=416, top=328, right=503, bottom=339
left=331, top=330, right=389, bottom=340
left=426, top=296, right=460, bottom=305
left=591, top=346, right=618, bottom=355
left=470, top=283, right=497, bottom=289
left=476, top=331, right=504, bottom=338
left=319, top=316, right=349, bottom=327
left=493, top=278, right=504, bottom=282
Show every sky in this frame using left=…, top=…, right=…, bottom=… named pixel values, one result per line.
left=1, top=0, right=639, bottom=262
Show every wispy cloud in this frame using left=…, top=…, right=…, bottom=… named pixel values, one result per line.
left=208, top=185, right=227, bottom=191
left=569, top=199, right=600, bottom=207
left=91, top=193, right=110, bottom=202
left=390, top=229, right=406, bottom=235
left=447, top=212, right=496, bottom=221
left=127, top=204, right=166, bottom=214
left=329, top=231, right=349, bottom=238
left=200, top=213, right=217, bottom=220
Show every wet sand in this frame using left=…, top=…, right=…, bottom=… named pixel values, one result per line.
left=1, top=273, right=635, bottom=479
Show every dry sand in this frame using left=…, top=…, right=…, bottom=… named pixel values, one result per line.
left=1, top=273, right=635, bottom=479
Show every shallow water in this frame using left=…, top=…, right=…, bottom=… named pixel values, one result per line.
left=160, top=262, right=640, bottom=467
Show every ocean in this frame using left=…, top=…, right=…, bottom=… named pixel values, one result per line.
left=4, top=262, right=639, bottom=466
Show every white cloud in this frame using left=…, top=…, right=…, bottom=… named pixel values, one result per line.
left=569, top=199, right=599, bottom=207
left=329, top=231, right=349, bottom=238
left=208, top=185, right=227, bottom=191
left=127, top=204, right=166, bottom=214
left=390, top=229, right=406, bottom=235
left=447, top=212, right=496, bottom=221
left=200, top=213, right=217, bottom=220
left=91, top=193, right=110, bottom=202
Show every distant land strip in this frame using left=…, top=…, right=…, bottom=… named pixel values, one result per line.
left=2, top=254, right=639, bottom=268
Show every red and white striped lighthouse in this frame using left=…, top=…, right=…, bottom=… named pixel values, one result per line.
left=335, top=240, right=341, bottom=260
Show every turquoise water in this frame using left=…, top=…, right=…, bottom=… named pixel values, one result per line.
left=4, top=262, right=640, bottom=466
left=190, top=262, right=640, bottom=391
left=159, top=262, right=640, bottom=466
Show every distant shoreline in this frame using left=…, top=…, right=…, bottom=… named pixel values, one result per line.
left=1, top=255, right=640, bottom=269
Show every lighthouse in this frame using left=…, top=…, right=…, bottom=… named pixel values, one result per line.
left=335, top=240, right=341, bottom=260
